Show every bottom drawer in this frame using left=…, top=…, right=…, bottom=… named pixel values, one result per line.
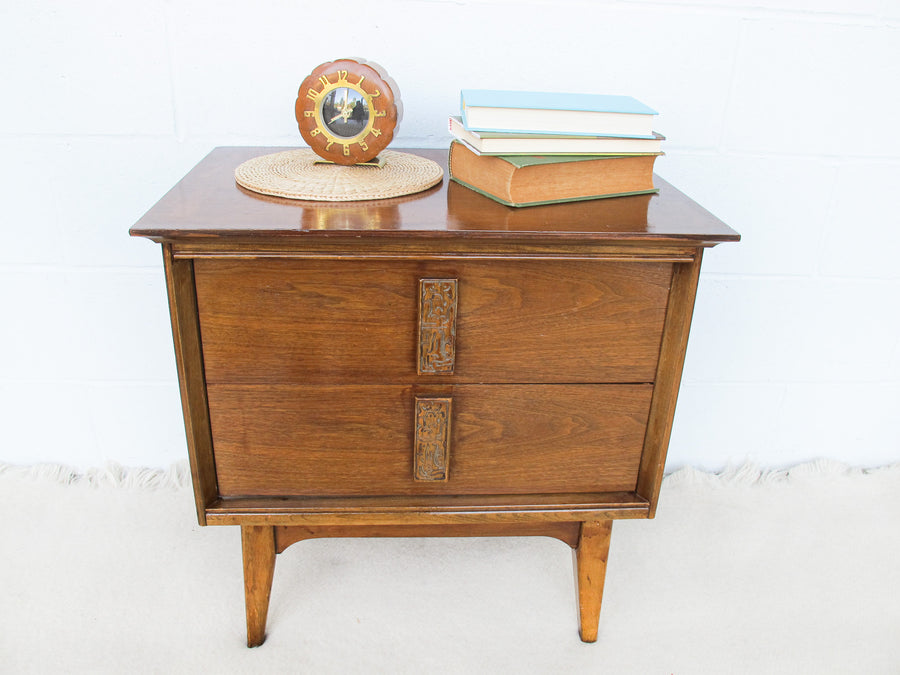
left=210, top=384, right=652, bottom=497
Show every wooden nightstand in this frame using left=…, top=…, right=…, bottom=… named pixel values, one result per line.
left=131, top=147, right=738, bottom=646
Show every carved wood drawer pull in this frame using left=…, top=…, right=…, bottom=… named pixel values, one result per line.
left=414, top=396, right=452, bottom=481
left=418, top=279, right=458, bottom=374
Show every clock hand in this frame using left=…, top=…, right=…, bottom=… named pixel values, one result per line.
left=329, top=100, right=357, bottom=124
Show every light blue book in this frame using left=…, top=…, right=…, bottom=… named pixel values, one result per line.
left=460, top=89, right=658, bottom=138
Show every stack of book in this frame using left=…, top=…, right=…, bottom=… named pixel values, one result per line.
left=448, top=90, right=664, bottom=208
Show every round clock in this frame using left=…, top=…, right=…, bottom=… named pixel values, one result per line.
left=295, top=58, right=402, bottom=166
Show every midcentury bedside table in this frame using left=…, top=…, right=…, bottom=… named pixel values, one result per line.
left=131, top=147, right=738, bottom=646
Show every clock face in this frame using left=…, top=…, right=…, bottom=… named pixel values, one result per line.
left=295, top=59, right=401, bottom=165
left=321, top=87, right=369, bottom=138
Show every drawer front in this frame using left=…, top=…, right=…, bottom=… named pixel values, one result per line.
left=210, top=384, right=652, bottom=497
left=195, top=258, right=671, bottom=384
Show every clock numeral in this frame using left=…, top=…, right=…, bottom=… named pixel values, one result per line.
left=357, top=75, right=366, bottom=88
left=342, top=144, right=350, bottom=156
left=336, top=70, right=348, bottom=82
left=306, top=88, right=319, bottom=101
left=370, top=128, right=382, bottom=137
left=371, top=89, right=381, bottom=98
left=303, top=110, right=315, bottom=118
left=318, top=75, right=330, bottom=88
left=325, top=141, right=334, bottom=151
left=374, top=110, right=387, bottom=118
left=359, top=141, right=369, bottom=152
left=309, top=128, right=321, bottom=136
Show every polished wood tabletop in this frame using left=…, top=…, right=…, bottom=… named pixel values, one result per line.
left=131, top=147, right=740, bottom=246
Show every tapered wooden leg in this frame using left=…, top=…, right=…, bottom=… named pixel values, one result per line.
left=241, top=525, right=276, bottom=647
left=573, top=519, right=613, bottom=643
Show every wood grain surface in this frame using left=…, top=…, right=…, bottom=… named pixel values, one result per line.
left=637, top=253, right=703, bottom=516
left=204, top=491, right=650, bottom=526
left=574, top=520, right=613, bottom=642
left=241, top=525, right=275, bottom=647
left=130, top=147, right=740, bottom=245
left=162, top=245, right=217, bottom=525
left=209, top=384, right=652, bottom=497
left=273, top=522, right=584, bottom=552
left=194, top=258, right=671, bottom=385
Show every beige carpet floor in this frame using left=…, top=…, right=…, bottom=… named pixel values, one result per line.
left=1, top=460, right=898, bottom=673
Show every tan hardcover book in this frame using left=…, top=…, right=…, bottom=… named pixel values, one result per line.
left=448, top=141, right=660, bottom=208
left=446, top=180, right=652, bottom=231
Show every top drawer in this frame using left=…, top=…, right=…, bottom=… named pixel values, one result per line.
left=194, top=258, right=671, bottom=384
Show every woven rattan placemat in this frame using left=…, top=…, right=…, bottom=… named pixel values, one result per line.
left=234, top=149, right=443, bottom=201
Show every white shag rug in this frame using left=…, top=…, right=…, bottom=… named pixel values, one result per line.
left=1, top=460, right=898, bottom=674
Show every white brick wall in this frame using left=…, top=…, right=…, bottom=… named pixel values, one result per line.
left=1, top=0, right=897, bottom=469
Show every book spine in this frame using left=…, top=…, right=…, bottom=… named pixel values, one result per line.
left=447, top=141, right=457, bottom=181
left=459, top=92, right=470, bottom=129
